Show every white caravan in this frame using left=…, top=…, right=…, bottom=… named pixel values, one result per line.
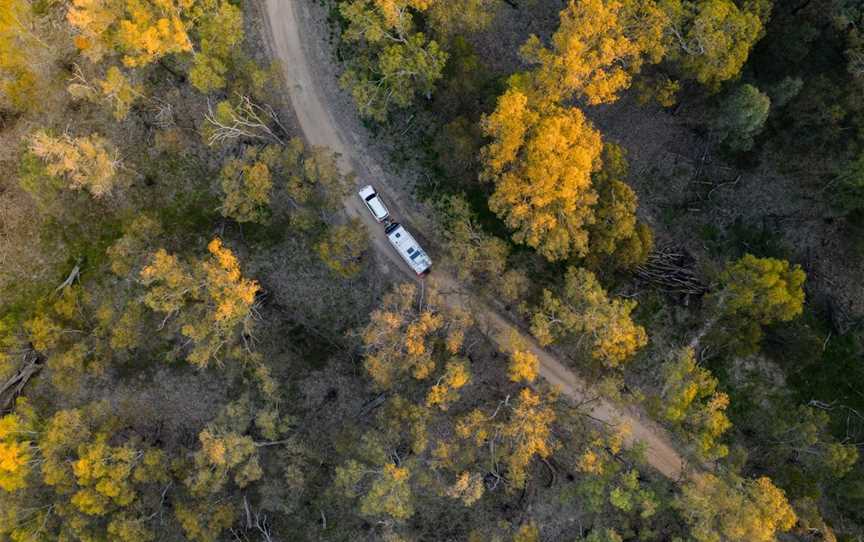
left=385, top=222, right=432, bottom=276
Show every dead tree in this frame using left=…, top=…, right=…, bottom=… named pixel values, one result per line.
left=0, top=349, right=43, bottom=413
left=255, top=511, right=275, bottom=542
left=635, top=246, right=708, bottom=296
left=204, top=95, right=287, bottom=147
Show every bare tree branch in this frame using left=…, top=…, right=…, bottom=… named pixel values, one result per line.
left=204, top=95, right=286, bottom=146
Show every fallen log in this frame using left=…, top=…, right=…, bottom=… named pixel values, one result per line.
left=635, top=246, right=708, bottom=296
left=0, top=350, right=43, bottom=413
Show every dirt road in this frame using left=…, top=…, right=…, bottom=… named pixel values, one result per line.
left=260, top=0, right=688, bottom=480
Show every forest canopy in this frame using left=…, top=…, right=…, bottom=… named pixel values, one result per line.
left=0, top=0, right=862, bottom=540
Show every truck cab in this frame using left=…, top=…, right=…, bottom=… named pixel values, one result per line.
left=358, top=185, right=390, bottom=223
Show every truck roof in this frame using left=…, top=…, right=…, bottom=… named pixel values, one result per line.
left=358, top=185, right=389, bottom=221
left=385, top=223, right=431, bottom=275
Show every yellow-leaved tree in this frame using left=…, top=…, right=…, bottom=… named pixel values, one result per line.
left=174, top=395, right=299, bottom=541
left=333, top=397, right=429, bottom=522
left=502, top=331, right=540, bottom=384
left=67, top=64, right=144, bottom=121
left=439, top=195, right=528, bottom=302
left=174, top=500, right=237, bottom=542
left=585, top=143, right=654, bottom=270
left=0, top=0, right=49, bottom=111
left=675, top=473, right=797, bottom=542
left=23, top=285, right=122, bottom=391
left=140, top=238, right=259, bottom=367
left=530, top=267, right=647, bottom=368
left=69, top=433, right=169, bottom=516
left=316, top=219, right=370, bottom=278
left=116, top=0, right=193, bottom=67
left=219, top=145, right=277, bottom=223
left=68, top=0, right=195, bottom=67
left=720, top=254, right=806, bottom=325
left=0, top=399, right=38, bottom=492
left=368, top=0, right=433, bottom=26
left=444, top=470, right=485, bottom=506
left=427, top=0, right=499, bottom=39
left=480, top=89, right=603, bottom=261
left=654, top=348, right=731, bottom=460
left=499, top=388, right=557, bottom=488
left=215, top=138, right=352, bottom=227
left=338, top=0, right=447, bottom=120
left=571, top=424, right=660, bottom=521
left=709, top=253, right=806, bottom=353
left=98, top=66, right=142, bottom=120
left=335, top=458, right=416, bottom=521
left=520, top=0, right=669, bottom=106
left=29, top=131, right=121, bottom=198
left=67, top=0, right=122, bottom=62
left=425, top=358, right=471, bottom=411
left=1, top=400, right=171, bottom=541
left=666, top=0, right=763, bottom=89
left=185, top=427, right=261, bottom=496
left=68, top=0, right=269, bottom=108
left=456, top=388, right=558, bottom=489
left=361, top=283, right=473, bottom=397
left=189, top=0, right=244, bottom=93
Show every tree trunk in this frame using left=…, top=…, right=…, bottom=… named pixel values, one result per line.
left=0, top=350, right=43, bottom=413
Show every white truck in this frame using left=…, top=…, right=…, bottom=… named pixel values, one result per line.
left=358, top=185, right=390, bottom=222
left=385, top=222, right=432, bottom=276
